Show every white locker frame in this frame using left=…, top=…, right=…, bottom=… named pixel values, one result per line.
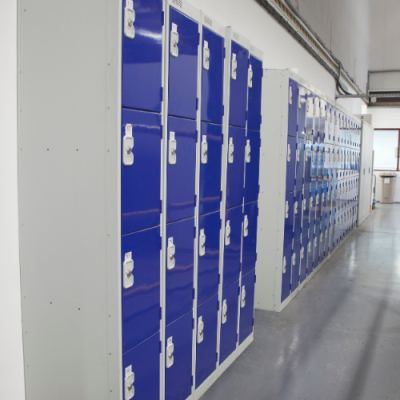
left=255, top=69, right=361, bottom=313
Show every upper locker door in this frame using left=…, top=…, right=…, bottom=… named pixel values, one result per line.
left=288, top=79, right=299, bottom=137
left=229, top=40, right=249, bottom=128
left=121, top=109, right=162, bottom=234
left=298, top=85, right=307, bottom=140
left=201, top=26, right=225, bottom=124
left=199, top=122, right=223, bottom=215
left=242, top=202, right=258, bottom=276
left=247, top=55, right=263, bottom=131
left=122, top=0, right=163, bottom=113
left=244, top=129, right=261, bottom=204
left=168, top=7, right=199, bottom=120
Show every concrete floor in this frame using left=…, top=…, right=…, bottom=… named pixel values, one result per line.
left=202, top=204, right=400, bottom=400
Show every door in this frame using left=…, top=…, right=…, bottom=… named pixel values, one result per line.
left=288, top=79, right=298, bottom=137
left=239, top=269, right=256, bottom=344
left=247, top=56, right=263, bottom=131
left=242, top=201, right=258, bottom=276
left=244, top=130, right=261, bottom=204
left=286, top=136, right=297, bottom=193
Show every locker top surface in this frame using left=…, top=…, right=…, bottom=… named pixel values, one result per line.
left=201, top=10, right=225, bottom=36
left=168, top=0, right=201, bottom=21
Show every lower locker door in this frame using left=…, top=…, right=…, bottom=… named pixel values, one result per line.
left=165, top=311, right=193, bottom=400
left=166, top=218, right=194, bottom=325
left=219, top=280, right=239, bottom=364
left=242, top=201, right=258, bottom=276
left=291, top=239, right=301, bottom=291
left=122, top=226, right=161, bottom=353
left=195, top=294, right=218, bottom=388
left=123, top=331, right=160, bottom=400
left=281, top=244, right=292, bottom=302
left=244, top=130, right=261, bottom=204
left=223, top=206, right=242, bottom=288
left=198, top=211, right=221, bottom=305
left=299, top=239, right=307, bottom=284
left=239, top=269, right=256, bottom=344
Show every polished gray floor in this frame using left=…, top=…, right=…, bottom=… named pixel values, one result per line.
left=202, top=204, right=400, bottom=400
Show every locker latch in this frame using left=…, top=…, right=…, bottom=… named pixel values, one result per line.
left=245, top=140, right=251, bottom=163
left=294, top=201, right=298, bottom=215
left=123, top=252, right=134, bottom=289
left=314, top=237, right=317, bottom=247
left=296, top=148, right=300, bottom=162
left=316, top=194, right=319, bottom=206
left=123, top=124, right=134, bottom=166
left=289, top=86, right=293, bottom=105
left=124, top=366, right=135, bottom=400
left=320, top=233, right=323, bottom=243
left=228, top=138, right=234, bottom=164
left=330, top=113, right=333, bottom=123
left=201, top=135, right=208, bottom=164
left=166, top=337, right=174, bottom=368
left=197, top=316, right=204, bottom=344
left=222, top=300, right=228, bottom=324
left=169, top=132, right=177, bottom=165
left=310, top=197, right=313, bottom=208
left=308, top=242, right=311, bottom=253
left=322, top=193, right=325, bottom=203
left=241, top=285, right=246, bottom=308
left=287, top=144, right=291, bottom=162
left=199, top=229, right=206, bottom=257
left=285, top=201, right=289, bottom=218
left=303, top=199, right=306, bottom=211
left=325, top=230, right=328, bottom=240
left=124, top=0, right=135, bottom=40
left=248, top=64, right=253, bottom=88
left=330, top=226, right=333, bottom=235
left=244, top=215, right=249, bottom=237
left=225, top=221, right=231, bottom=246
left=282, top=256, right=287, bottom=273
left=313, top=102, right=316, bottom=116
left=232, top=54, right=237, bottom=80
left=300, top=247, right=304, bottom=259
left=167, top=238, right=176, bottom=270
left=203, top=40, right=210, bottom=70
left=171, top=23, right=179, bottom=57
left=292, top=252, right=296, bottom=266
left=307, top=100, right=310, bottom=112
left=298, top=94, right=302, bottom=109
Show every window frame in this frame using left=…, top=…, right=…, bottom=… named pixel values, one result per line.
left=373, top=128, right=400, bottom=171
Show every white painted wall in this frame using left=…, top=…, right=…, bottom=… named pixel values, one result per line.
left=0, top=1, right=25, bottom=400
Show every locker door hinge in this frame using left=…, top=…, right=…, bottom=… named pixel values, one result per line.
left=198, top=32, right=200, bottom=45
left=218, top=274, right=221, bottom=285
left=195, top=130, right=198, bottom=143
left=255, top=253, right=258, bottom=262
left=246, top=111, right=248, bottom=121
left=238, top=286, right=241, bottom=295
left=160, top=125, right=163, bottom=139
left=194, top=194, right=197, bottom=206
left=236, top=334, right=238, bottom=342
left=217, top=300, right=220, bottom=310
left=240, top=262, right=242, bottom=271
left=258, top=184, right=260, bottom=194
left=254, top=275, right=257, bottom=282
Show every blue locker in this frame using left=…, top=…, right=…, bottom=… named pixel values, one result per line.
left=291, top=239, right=301, bottom=291
left=229, top=41, right=249, bottom=128
left=247, top=56, right=263, bottom=131
left=242, top=201, right=258, bottom=276
left=298, top=85, right=307, bottom=139
left=166, top=217, right=194, bottom=325
left=244, top=130, right=261, bottom=204
left=288, top=79, right=298, bottom=137
left=239, top=269, right=256, bottom=344
left=284, top=191, right=295, bottom=250
left=201, top=27, right=224, bottom=124
left=296, top=139, right=305, bottom=192
left=299, top=239, right=307, bottom=284
left=281, top=245, right=292, bottom=302
left=199, top=122, right=223, bottom=215
left=196, top=294, right=218, bottom=388
left=197, top=211, right=220, bottom=305
left=223, top=206, right=242, bottom=288
left=294, top=189, right=303, bottom=243
left=286, top=136, right=297, bottom=193
left=168, top=8, right=199, bottom=120
left=220, top=280, right=239, bottom=364
left=122, top=0, right=163, bottom=113
left=122, top=332, right=160, bottom=400
left=304, top=140, right=313, bottom=189
left=226, top=126, right=246, bottom=209
left=167, top=116, right=197, bottom=223
left=302, top=186, right=310, bottom=238
left=122, top=226, right=160, bottom=353
left=165, top=311, right=193, bottom=400
left=122, top=109, right=162, bottom=234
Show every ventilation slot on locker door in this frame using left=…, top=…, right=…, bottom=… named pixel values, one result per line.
left=124, top=366, right=135, bottom=400
left=124, top=0, right=135, bottom=39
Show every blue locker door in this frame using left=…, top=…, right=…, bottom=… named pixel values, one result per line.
left=122, top=0, right=163, bottom=113
left=284, top=191, right=295, bottom=251
left=123, top=332, right=160, bottom=400
left=288, top=79, right=298, bottom=137
left=199, top=122, right=223, bottom=215
left=296, top=138, right=305, bottom=192
left=311, top=144, right=318, bottom=184
left=220, top=280, right=239, bottom=364
left=122, top=109, right=162, bottom=234
left=165, top=311, right=193, bottom=400
left=168, top=8, right=199, bottom=120
left=299, top=239, right=307, bottom=284
left=196, top=294, right=218, bottom=388
left=239, top=269, right=256, bottom=344
left=247, top=56, right=263, bottom=131
left=307, top=236, right=314, bottom=274
left=302, top=187, right=310, bottom=238
left=305, top=92, right=314, bottom=141
left=167, top=116, right=197, bottom=223
left=244, top=130, right=261, bottom=204
left=198, top=211, right=220, bottom=305
left=226, top=126, right=246, bottom=209
left=291, top=239, right=301, bottom=291
left=304, top=140, right=313, bottom=189
left=223, top=206, right=242, bottom=288
left=281, top=245, right=292, bottom=302
left=317, top=144, right=325, bottom=182
left=166, top=218, right=194, bottom=325
left=242, top=201, right=258, bottom=276
left=201, top=27, right=224, bottom=124
left=229, top=41, right=249, bottom=128
left=297, top=85, right=307, bottom=139
left=286, top=136, right=297, bottom=193
left=122, top=226, right=160, bottom=353
left=294, top=190, right=303, bottom=243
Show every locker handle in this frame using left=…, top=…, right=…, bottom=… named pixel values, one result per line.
left=285, top=201, right=289, bottom=218
left=123, top=252, right=134, bottom=289
left=199, top=229, right=206, bottom=257
left=248, top=64, right=253, bottom=88
left=241, top=286, right=246, bottom=308
left=228, top=138, right=234, bottom=164
left=245, top=140, right=251, bottom=163
left=167, top=238, right=176, bottom=270
left=225, top=221, right=231, bottom=246
left=201, top=135, right=208, bottom=164
left=123, top=124, right=134, bottom=166
left=282, top=256, right=287, bottom=273
left=169, top=132, right=177, bottom=165
left=287, top=144, right=291, bottom=162
left=170, top=23, right=179, bottom=58
left=166, top=337, right=174, bottom=368
left=203, top=40, right=210, bottom=70
left=124, top=0, right=135, bottom=39
left=222, top=300, right=228, bottom=324
left=231, top=53, right=237, bottom=80
left=244, top=215, right=249, bottom=237
left=124, top=366, right=135, bottom=400
left=197, top=316, right=204, bottom=344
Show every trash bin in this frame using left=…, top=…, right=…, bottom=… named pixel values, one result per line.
left=379, top=173, right=397, bottom=204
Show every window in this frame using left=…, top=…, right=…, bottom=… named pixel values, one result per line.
left=373, top=129, right=400, bottom=171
